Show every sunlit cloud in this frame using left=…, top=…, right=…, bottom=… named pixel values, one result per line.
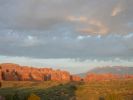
left=67, top=16, right=88, bottom=22
left=78, top=19, right=109, bottom=35
left=111, top=4, right=123, bottom=16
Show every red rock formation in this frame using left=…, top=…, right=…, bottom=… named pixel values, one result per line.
left=30, top=69, right=44, bottom=81
left=0, top=63, right=21, bottom=81
left=84, top=73, right=121, bottom=81
left=0, top=63, right=73, bottom=81
left=123, top=74, right=133, bottom=79
left=70, top=75, right=82, bottom=81
left=19, top=67, right=33, bottom=81
left=50, top=70, right=70, bottom=81
left=0, top=69, right=2, bottom=81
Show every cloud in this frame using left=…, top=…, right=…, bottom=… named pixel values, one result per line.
left=0, top=0, right=133, bottom=35
left=67, top=16, right=88, bottom=22
left=78, top=19, right=109, bottom=35
left=111, top=4, right=122, bottom=16
left=0, top=0, right=133, bottom=62
left=67, top=16, right=109, bottom=35
left=0, top=30, right=133, bottom=59
left=22, top=35, right=42, bottom=47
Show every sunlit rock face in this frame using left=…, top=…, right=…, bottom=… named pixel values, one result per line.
left=0, top=63, right=73, bottom=81
left=0, top=63, right=21, bottom=81
left=50, top=70, right=71, bottom=81
left=0, top=69, right=2, bottom=81
left=70, top=75, right=82, bottom=81
left=84, top=73, right=120, bottom=81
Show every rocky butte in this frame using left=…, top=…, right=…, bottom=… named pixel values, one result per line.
left=0, top=63, right=81, bottom=81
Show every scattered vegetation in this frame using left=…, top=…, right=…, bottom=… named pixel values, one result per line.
left=76, top=79, right=133, bottom=100
left=0, top=79, right=133, bottom=100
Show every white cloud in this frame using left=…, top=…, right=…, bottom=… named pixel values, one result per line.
left=22, top=35, right=42, bottom=47
left=27, top=35, right=34, bottom=40
left=124, top=33, right=133, bottom=39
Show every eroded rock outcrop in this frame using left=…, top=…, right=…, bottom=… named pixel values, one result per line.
left=70, top=75, right=82, bottom=81
left=0, top=63, right=77, bottom=81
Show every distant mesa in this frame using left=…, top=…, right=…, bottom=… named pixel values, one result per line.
left=84, top=73, right=133, bottom=81
left=87, top=66, right=133, bottom=74
left=77, top=66, right=133, bottom=77
left=80, top=66, right=133, bottom=81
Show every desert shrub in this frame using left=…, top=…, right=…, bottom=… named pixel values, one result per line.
left=59, top=84, right=63, bottom=86
left=69, top=84, right=77, bottom=90
left=99, top=96, right=105, bottom=100
left=28, top=93, right=40, bottom=100
left=13, top=93, right=19, bottom=100
left=5, top=94, right=14, bottom=100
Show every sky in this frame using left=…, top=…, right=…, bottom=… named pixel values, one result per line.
left=0, top=0, right=133, bottom=74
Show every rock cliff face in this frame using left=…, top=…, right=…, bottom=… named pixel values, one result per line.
left=0, top=63, right=79, bottom=81
left=70, top=75, right=82, bottom=81
left=84, top=73, right=119, bottom=81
